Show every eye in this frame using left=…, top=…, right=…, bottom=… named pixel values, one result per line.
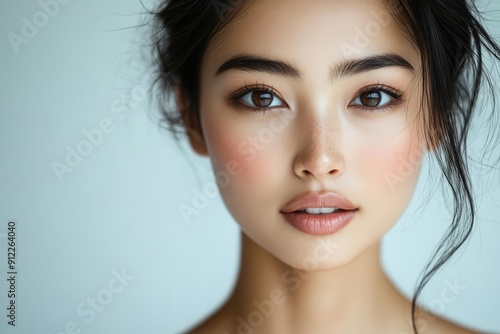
left=349, top=85, right=403, bottom=111
left=228, top=84, right=287, bottom=112
left=241, top=90, right=285, bottom=108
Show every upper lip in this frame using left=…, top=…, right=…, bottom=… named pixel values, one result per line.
left=280, top=191, right=358, bottom=213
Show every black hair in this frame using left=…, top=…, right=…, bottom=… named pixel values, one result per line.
left=148, top=0, right=500, bottom=332
left=389, top=1, right=500, bottom=331
left=149, top=0, right=250, bottom=138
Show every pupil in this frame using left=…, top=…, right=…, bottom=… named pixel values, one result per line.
left=252, top=91, right=273, bottom=107
left=360, top=91, right=381, bottom=107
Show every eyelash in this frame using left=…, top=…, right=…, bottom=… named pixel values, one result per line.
left=227, top=83, right=284, bottom=113
left=226, top=82, right=405, bottom=113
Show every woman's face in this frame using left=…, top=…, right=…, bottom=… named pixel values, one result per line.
left=192, top=0, right=426, bottom=270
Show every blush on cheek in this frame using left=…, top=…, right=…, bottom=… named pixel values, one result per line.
left=213, top=122, right=287, bottom=177
left=378, top=137, right=427, bottom=193
left=206, top=132, right=269, bottom=191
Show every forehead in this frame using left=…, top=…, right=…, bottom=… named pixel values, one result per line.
left=203, top=0, right=419, bottom=76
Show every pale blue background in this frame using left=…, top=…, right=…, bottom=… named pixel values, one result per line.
left=1, top=0, right=499, bottom=333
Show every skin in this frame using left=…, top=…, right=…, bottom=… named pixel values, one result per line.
left=178, top=0, right=478, bottom=333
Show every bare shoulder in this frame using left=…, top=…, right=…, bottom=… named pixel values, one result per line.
left=185, top=315, right=230, bottom=334
left=183, top=302, right=234, bottom=334
left=417, top=309, right=483, bottom=334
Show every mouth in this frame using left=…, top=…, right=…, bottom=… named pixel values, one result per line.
left=293, top=207, right=348, bottom=214
left=280, top=191, right=358, bottom=213
left=280, top=192, right=358, bottom=235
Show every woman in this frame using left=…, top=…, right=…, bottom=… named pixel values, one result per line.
left=150, top=0, right=500, bottom=333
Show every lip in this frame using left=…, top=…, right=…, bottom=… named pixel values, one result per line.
left=280, top=191, right=359, bottom=235
left=280, top=191, right=358, bottom=213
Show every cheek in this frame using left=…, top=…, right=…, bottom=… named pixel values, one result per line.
left=336, top=120, right=427, bottom=253
left=348, top=97, right=426, bottom=193
left=351, top=127, right=426, bottom=250
left=202, top=115, right=283, bottom=196
left=202, top=116, right=289, bottom=240
left=381, top=111, right=427, bottom=194
left=381, top=139, right=426, bottom=193
left=356, top=128, right=425, bottom=193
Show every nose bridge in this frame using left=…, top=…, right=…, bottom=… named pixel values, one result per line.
left=293, top=100, right=343, bottom=179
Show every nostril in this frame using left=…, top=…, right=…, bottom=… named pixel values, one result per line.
left=299, top=168, right=338, bottom=179
left=293, top=150, right=343, bottom=180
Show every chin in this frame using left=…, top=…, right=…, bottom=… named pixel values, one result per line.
left=259, top=231, right=372, bottom=272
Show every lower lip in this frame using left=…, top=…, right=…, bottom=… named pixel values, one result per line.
left=281, top=209, right=358, bottom=235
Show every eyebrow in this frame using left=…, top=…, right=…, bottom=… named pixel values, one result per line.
left=215, top=53, right=414, bottom=81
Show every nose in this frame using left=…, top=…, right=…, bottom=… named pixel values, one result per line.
left=292, top=110, right=344, bottom=180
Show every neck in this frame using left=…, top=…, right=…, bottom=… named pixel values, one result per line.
left=224, top=232, right=410, bottom=333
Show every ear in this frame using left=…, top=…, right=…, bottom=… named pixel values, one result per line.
left=175, top=85, right=208, bottom=156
